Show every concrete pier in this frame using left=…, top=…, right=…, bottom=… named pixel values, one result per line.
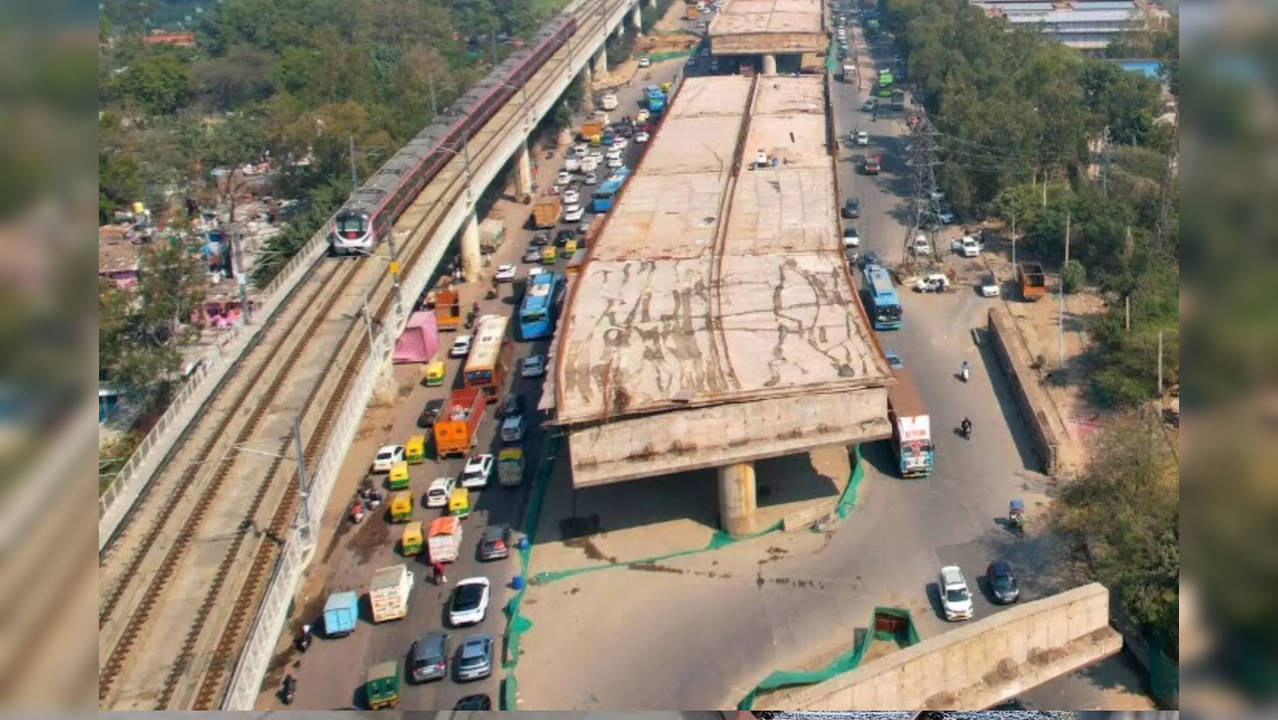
left=717, top=462, right=759, bottom=537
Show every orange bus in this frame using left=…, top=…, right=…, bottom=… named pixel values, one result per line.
left=462, top=314, right=514, bottom=398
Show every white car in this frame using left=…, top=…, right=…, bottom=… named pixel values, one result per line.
left=521, top=354, right=546, bottom=378
left=425, top=476, right=457, bottom=507
left=572, top=142, right=588, bottom=157
left=979, top=273, right=1000, bottom=298
left=754, top=149, right=768, bottom=167
left=638, top=57, right=651, bottom=68
left=587, top=149, right=603, bottom=163
left=611, top=137, right=629, bottom=151
left=556, top=170, right=571, bottom=186
left=635, top=130, right=650, bottom=143
left=911, top=234, right=932, bottom=255
left=461, top=453, right=494, bottom=488
left=563, top=204, right=584, bottom=222
left=564, top=155, right=581, bottom=172
left=449, top=335, right=473, bottom=358
left=583, top=171, right=598, bottom=185
left=562, top=187, right=580, bottom=205
left=448, top=577, right=491, bottom=627
left=854, top=130, right=869, bottom=146
left=842, top=226, right=860, bottom=248
left=951, top=235, right=981, bottom=258
left=914, top=272, right=950, bottom=293
left=606, top=154, right=623, bottom=168
left=580, top=155, right=599, bottom=173
left=494, top=263, right=517, bottom=282
left=939, top=565, right=974, bottom=621
left=500, top=415, right=525, bottom=444
left=371, top=444, right=405, bottom=473
left=605, top=147, right=622, bottom=162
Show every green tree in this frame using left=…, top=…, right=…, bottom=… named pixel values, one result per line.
left=99, top=152, right=144, bottom=223
left=1061, top=259, right=1086, bottom=294
left=1055, top=414, right=1179, bottom=644
left=113, top=51, right=193, bottom=114
left=193, top=43, right=277, bottom=109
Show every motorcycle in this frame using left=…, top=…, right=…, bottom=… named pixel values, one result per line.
left=295, top=624, right=312, bottom=653
left=959, top=419, right=972, bottom=439
left=281, top=675, right=296, bottom=705
left=360, top=487, right=382, bottom=510
left=349, top=501, right=365, bottom=524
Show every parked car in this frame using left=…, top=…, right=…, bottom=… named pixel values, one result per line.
left=371, top=445, right=405, bottom=473
left=478, top=524, right=513, bottom=561
left=861, top=99, right=877, bottom=112
left=453, top=633, right=494, bottom=681
left=978, top=273, right=1000, bottom=298
left=607, top=154, right=623, bottom=168
left=638, top=56, right=651, bottom=68
left=564, top=155, right=580, bottom=172
left=530, top=231, right=550, bottom=246
left=461, top=453, right=494, bottom=488
left=911, top=234, right=932, bottom=255
left=425, top=476, right=456, bottom=508
left=914, top=272, right=950, bottom=293
left=449, top=579, right=491, bottom=627
left=449, top=335, right=473, bottom=358
left=454, top=695, right=491, bottom=710
left=611, top=136, right=629, bottom=151
left=494, top=263, right=517, bottom=282
left=842, top=226, right=860, bottom=248
left=521, top=354, right=546, bottom=378
left=986, top=560, right=1020, bottom=604
left=841, top=197, right=861, bottom=218
left=408, top=630, right=449, bottom=683
left=938, top=565, right=974, bottom=621
left=522, top=247, right=542, bottom=263
left=884, top=349, right=904, bottom=371
left=951, top=235, right=981, bottom=257
left=417, top=398, right=445, bottom=428
left=860, top=251, right=880, bottom=268
left=555, top=229, right=576, bottom=246
left=854, top=130, right=869, bottom=146
left=562, top=187, right=580, bottom=205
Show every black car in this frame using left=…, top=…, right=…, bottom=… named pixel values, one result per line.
left=417, top=398, right=445, bottom=428
left=841, top=197, right=861, bottom=218
left=454, top=694, right=491, bottom=710
left=478, top=524, right=513, bottom=561
left=500, top=393, right=525, bottom=419
left=986, top=560, right=1020, bottom=604
left=530, top=232, right=550, bottom=246
left=555, top=229, right=576, bottom=247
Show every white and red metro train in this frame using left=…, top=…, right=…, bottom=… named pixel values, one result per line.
left=330, top=15, right=578, bottom=254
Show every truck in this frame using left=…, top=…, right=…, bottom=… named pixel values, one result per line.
left=432, top=287, right=461, bottom=331
left=842, top=61, right=857, bottom=83
left=580, top=121, right=604, bottom=144
left=886, top=367, right=934, bottom=477
left=532, top=199, right=561, bottom=229
left=1018, top=262, right=1047, bottom=301
left=426, top=516, right=463, bottom=563
left=479, top=217, right=505, bottom=253
left=368, top=564, right=414, bottom=623
left=433, top=387, right=486, bottom=458
left=890, top=88, right=905, bottom=110
left=323, top=590, right=359, bottom=637
left=497, top=447, right=525, bottom=486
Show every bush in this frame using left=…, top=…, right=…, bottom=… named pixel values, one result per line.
left=1062, top=259, right=1087, bottom=294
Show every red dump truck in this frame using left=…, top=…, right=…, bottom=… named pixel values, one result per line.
left=433, top=388, right=486, bottom=458
left=1018, top=262, right=1047, bottom=301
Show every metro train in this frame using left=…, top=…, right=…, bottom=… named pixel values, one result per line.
left=330, top=15, right=578, bottom=255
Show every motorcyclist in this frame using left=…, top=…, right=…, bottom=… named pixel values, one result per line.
left=960, top=360, right=970, bottom=381
left=960, top=416, right=973, bottom=437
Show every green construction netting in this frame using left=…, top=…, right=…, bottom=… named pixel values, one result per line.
left=737, top=606, right=919, bottom=709
left=825, top=36, right=838, bottom=74
left=809, top=445, right=863, bottom=533
left=1148, top=634, right=1179, bottom=708
left=647, top=49, right=693, bottom=63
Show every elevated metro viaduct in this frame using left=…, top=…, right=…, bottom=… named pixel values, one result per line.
left=708, top=0, right=828, bottom=75
left=547, top=74, right=894, bottom=536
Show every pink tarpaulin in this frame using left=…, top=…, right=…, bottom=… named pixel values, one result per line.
left=393, top=311, right=440, bottom=364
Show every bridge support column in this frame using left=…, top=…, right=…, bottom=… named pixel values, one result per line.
left=459, top=211, right=483, bottom=282
left=717, top=462, right=759, bottom=537
left=631, top=4, right=643, bottom=34
left=762, top=53, right=778, bottom=75
left=514, top=140, right=533, bottom=197
left=370, top=354, right=398, bottom=407
left=593, top=49, right=608, bottom=78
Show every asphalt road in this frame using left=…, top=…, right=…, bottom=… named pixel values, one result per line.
left=274, top=58, right=678, bottom=711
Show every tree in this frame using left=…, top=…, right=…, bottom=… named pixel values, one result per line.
left=1061, top=259, right=1086, bottom=294
left=1054, top=414, right=1178, bottom=645
left=193, top=44, right=277, bottom=109
left=99, top=152, right=144, bottom=223
left=113, top=51, right=193, bottom=114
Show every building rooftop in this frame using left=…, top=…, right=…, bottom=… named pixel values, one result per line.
left=98, top=225, right=142, bottom=276
left=555, top=75, right=892, bottom=487
left=709, top=0, right=827, bottom=54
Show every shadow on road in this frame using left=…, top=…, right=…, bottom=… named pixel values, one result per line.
left=975, top=327, right=1049, bottom=473
left=754, top=452, right=841, bottom=508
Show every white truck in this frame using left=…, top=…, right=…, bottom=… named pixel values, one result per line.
left=368, top=564, right=414, bottom=623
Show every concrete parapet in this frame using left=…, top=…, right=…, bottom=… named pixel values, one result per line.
left=784, top=583, right=1123, bottom=710
left=986, top=306, right=1068, bottom=475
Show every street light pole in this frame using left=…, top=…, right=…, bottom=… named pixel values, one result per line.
left=1059, top=212, right=1070, bottom=370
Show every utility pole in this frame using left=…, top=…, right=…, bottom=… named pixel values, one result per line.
left=1059, top=212, right=1070, bottom=369
left=349, top=135, right=358, bottom=191
left=1125, top=294, right=1131, bottom=331
left=1010, top=210, right=1017, bottom=270
left=1157, top=330, right=1164, bottom=397
left=428, top=74, right=438, bottom=116
left=1099, top=124, right=1111, bottom=198
left=293, top=414, right=312, bottom=541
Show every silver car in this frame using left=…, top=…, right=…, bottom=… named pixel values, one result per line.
left=454, top=634, right=494, bottom=682
left=409, top=630, right=448, bottom=683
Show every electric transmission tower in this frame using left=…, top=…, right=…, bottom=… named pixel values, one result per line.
left=902, top=111, right=942, bottom=265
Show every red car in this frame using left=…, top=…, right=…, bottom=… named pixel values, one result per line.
left=863, top=154, right=881, bottom=174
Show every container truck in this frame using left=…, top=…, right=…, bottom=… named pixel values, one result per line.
left=1018, top=262, right=1047, bottom=301
left=434, top=387, right=486, bottom=458
left=368, top=564, right=414, bottom=623
left=427, top=516, right=463, bottom=563
left=532, top=199, right=562, bottom=229
left=432, top=288, right=461, bottom=332
left=323, top=590, right=359, bottom=637
left=887, top=367, right=934, bottom=477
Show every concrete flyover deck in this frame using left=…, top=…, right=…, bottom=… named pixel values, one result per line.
left=554, top=74, right=892, bottom=491
left=780, top=583, right=1124, bottom=710
left=708, top=0, right=827, bottom=55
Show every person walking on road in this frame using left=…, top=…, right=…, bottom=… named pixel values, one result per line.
left=433, top=561, right=447, bottom=585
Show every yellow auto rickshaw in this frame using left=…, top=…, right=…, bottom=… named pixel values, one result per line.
left=661, top=81, right=672, bottom=94
left=405, top=435, right=426, bottom=464
left=389, top=490, right=414, bottom=522
left=561, top=238, right=578, bottom=258
left=422, top=360, right=445, bottom=387
left=400, top=521, right=424, bottom=556
left=387, top=461, right=410, bottom=490
left=447, top=487, right=471, bottom=519
left=540, top=245, right=557, bottom=265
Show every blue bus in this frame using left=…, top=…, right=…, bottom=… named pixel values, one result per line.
left=861, top=263, right=902, bottom=330
left=645, top=85, right=666, bottom=113
left=519, top=271, right=563, bottom=340
left=591, top=167, right=630, bottom=212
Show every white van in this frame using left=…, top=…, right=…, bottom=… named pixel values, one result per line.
left=500, top=416, right=525, bottom=444
left=601, top=93, right=618, bottom=111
